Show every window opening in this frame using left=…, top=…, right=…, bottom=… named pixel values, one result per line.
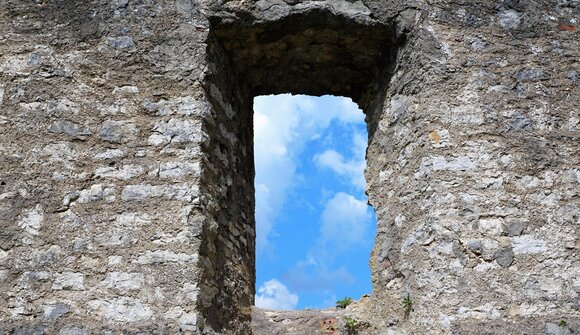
left=253, top=94, right=377, bottom=310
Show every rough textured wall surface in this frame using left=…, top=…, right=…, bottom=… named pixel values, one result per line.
left=0, top=0, right=578, bottom=334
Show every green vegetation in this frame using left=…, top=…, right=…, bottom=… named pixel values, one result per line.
left=559, top=320, right=567, bottom=327
left=336, top=297, right=353, bottom=309
left=344, top=316, right=359, bottom=331
left=402, top=293, right=412, bottom=311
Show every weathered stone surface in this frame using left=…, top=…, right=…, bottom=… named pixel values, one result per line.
left=107, top=36, right=135, bottom=50
left=48, top=120, right=92, bottom=139
left=77, top=184, right=116, bottom=204
left=101, top=272, right=144, bottom=290
left=148, top=119, right=204, bottom=145
left=43, top=303, right=70, bottom=321
left=134, top=250, right=198, bottom=265
left=58, top=328, right=89, bottom=335
left=87, top=297, right=154, bottom=322
left=495, top=246, right=514, bottom=268
left=121, top=184, right=199, bottom=202
left=252, top=307, right=345, bottom=335
left=52, top=272, right=85, bottom=291
left=0, top=0, right=578, bottom=334
left=99, top=120, right=138, bottom=144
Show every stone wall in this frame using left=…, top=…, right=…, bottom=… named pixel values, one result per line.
left=0, top=0, right=211, bottom=332
left=365, top=1, right=579, bottom=333
left=0, top=0, right=578, bottom=334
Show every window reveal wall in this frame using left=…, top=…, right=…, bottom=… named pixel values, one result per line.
left=202, top=3, right=580, bottom=334
left=200, top=9, right=399, bottom=333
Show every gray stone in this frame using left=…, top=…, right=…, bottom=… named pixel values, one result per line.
left=252, top=308, right=346, bottom=335
left=43, top=303, right=70, bottom=320
left=52, top=272, right=85, bottom=291
left=148, top=119, right=203, bottom=145
left=159, top=161, right=201, bottom=179
left=112, top=86, right=139, bottom=94
left=115, top=212, right=151, bottom=227
left=495, top=246, right=514, bottom=268
left=179, top=312, right=198, bottom=331
left=80, top=20, right=100, bottom=40
left=48, top=120, right=92, bottom=139
left=121, top=184, right=199, bottom=202
left=87, top=297, right=153, bottom=322
left=432, top=156, right=476, bottom=171
left=567, top=70, right=579, bottom=84
left=134, top=250, right=198, bottom=264
left=94, top=231, right=132, bottom=247
left=142, top=96, right=203, bottom=116
left=28, top=53, right=42, bottom=66
left=72, top=239, right=87, bottom=253
left=107, top=36, right=135, bottom=49
left=545, top=323, right=571, bottom=335
left=479, top=218, right=504, bottom=236
left=506, top=221, right=527, bottom=236
left=99, top=120, right=138, bottom=143
left=509, top=112, right=533, bottom=131
left=511, top=236, right=549, bottom=254
left=13, top=326, right=47, bottom=335
left=466, top=240, right=482, bottom=255
left=62, top=192, right=80, bottom=207
left=94, top=149, right=125, bottom=160
left=481, top=239, right=500, bottom=261
left=101, top=272, right=144, bottom=290
left=95, top=165, right=144, bottom=180
left=498, top=10, right=521, bottom=29
left=514, top=68, right=545, bottom=81
left=17, top=205, right=44, bottom=237
left=471, top=38, right=486, bottom=51
left=25, top=271, right=50, bottom=281
left=77, top=184, right=116, bottom=203
left=58, top=328, right=89, bottom=335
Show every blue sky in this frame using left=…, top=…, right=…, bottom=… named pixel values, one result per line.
left=253, top=94, right=376, bottom=310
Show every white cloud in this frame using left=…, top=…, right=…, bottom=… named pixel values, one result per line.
left=254, top=94, right=364, bottom=253
left=319, top=192, right=372, bottom=249
left=253, top=95, right=373, bottom=308
left=255, top=279, right=299, bottom=310
left=314, top=131, right=367, bottom=190
left=255, top=183, right=274, bottom=251
left=314, top=150, right=365, bottom=189
left=281, top=192, right=372, bottom=297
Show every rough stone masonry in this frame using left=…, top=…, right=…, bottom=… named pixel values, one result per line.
left=0, top=0, right=578, bottom=334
